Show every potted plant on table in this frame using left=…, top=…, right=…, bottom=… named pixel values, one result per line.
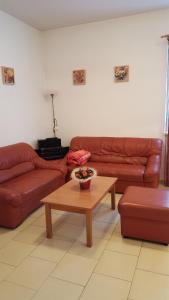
left=71, top=167, right=97, bottom=190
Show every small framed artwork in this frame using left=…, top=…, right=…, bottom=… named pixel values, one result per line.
left=114, top=65, right=129, bottom=83
left=1, top=67, right=15, bottom=85
left=73, top=69, right=86, bottom=85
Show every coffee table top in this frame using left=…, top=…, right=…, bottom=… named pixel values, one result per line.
left=41, top=176, right=117, bottom=211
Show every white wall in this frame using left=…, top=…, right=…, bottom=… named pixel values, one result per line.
left=43, top=9, right=169, bottom=146
left=0, top=8, right=169, bottom=152
left=0, top=11, right=52, bottom=147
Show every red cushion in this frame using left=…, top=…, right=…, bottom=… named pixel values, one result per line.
left=67, top=150, right=91, bottom=165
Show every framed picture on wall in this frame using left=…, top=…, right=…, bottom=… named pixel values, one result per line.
left=114, top=65, right=129, bottom=82
left=73, top=69, right=86, bottom=85
left=1, top=67, right=15, bottom=85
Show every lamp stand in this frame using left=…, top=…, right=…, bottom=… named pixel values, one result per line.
left=50, top=93, right=57, bottom=137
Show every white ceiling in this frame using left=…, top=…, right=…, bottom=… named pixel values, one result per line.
left=0, top=0, right=169, bottom=31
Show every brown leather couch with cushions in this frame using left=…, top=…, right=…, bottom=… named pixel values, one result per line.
left=0, top=143, right=67, bottom=228
left=67, top=136, right=162, bottom=193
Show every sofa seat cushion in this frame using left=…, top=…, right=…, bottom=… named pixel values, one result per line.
left=1, top=169, right=64, bottom=208
left=85, top=162, right=144, bottom=182
left=68, top=162, right=145, bottom=182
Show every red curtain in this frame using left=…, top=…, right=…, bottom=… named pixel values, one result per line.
left=165, top=134, right=169, bottom=185
left=164, top=37, right=169, bottom=186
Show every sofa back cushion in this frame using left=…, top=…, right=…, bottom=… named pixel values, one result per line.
left=0, top=143, right=37, bottom=170
left=70, top=137, right=162, bottom=165
left=0, top=162, right=35, bottom=183
left=90, top=154, right=147, bottom=165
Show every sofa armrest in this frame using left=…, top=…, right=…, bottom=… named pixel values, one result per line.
left=144, top=155, right=161, bottom=184
left=33, top=157, right=67, bottom=175
left=0, top=188, right=22, bottom=207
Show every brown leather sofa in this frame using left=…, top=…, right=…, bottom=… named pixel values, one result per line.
left=67, top=136, right=162, bottom=193
left=0, top=143, right=67, bottom=228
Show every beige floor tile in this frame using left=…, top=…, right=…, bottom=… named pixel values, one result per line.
left=115, top=193, right=123, bottom=203
left=103, top=192, right=122, bottom=204
left=142, top=241, right=169, bottom=252
left=0, top=263, right=14, bottom=282
left=32, top=277, right=83, bottom=300
left=80, top=273, right=130, bottom=300
left=93, top=202, right=120, bottom=224
left=104, top=193, right=122, bottom=207
left=3, top=189, right=169, bottom=300
left=14, top=225, right=45, bottom=245
left=29, top=205, right=45, bottom=219
left=32, top=212, right=66, bottom=228
left=53, top=222, right=84, bottom=241
left=0, top=228, right=19, bottom=248
left=0, top=281, right=35, bottom=300
left=14, top=217, right=35, bottom=232
left=52, top=210, right=72, bottom=217
left=7, top=256, right=56, bottom=290
left=52, top=253, right=97, bottom=286
left=31, top=236, right=73, bottom=262
left=69, top=237, right=108, bottom=259
left=101, top=193, right=110, bottom=202
left=93, top=203, right=104, bottom=215
left=64, top=213, right=85, bottom=227
left=138, top=247, right=169, bottom=275
left=80, top=221, right=116, bottom=241
left=130, top=269, right=169, bottom=300
left=114, top=221, right=121, bottom=234
left=106, top=232, right=142, bottom=256
left=95, top=250, right=137, bottom=281
left=0, top=240, right=35, bottom=266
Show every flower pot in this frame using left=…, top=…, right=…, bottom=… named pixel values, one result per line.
left=80, top=180, right=91, bottom=190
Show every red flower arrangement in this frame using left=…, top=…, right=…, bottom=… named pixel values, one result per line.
left=71, top=167, right=97, bottom=183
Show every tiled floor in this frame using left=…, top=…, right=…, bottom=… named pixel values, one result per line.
left=1, top=192, right=169, bottom=300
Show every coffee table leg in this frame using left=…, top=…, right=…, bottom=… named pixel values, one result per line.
left=86, top=211, right=92, bottom=247
left=111, top=184, right=116, bottom=210
left=45, top=204, right=52, bottom=238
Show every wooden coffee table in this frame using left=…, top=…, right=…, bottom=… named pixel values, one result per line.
left=41, top=176, right=117, bottom=247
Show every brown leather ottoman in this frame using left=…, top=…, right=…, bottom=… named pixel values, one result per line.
left=118, top=186, right=169, bottom=244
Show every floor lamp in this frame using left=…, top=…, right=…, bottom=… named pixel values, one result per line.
left=161, top=34, right=169, bottom=185
left=49, top=92, right=58, bottom=137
